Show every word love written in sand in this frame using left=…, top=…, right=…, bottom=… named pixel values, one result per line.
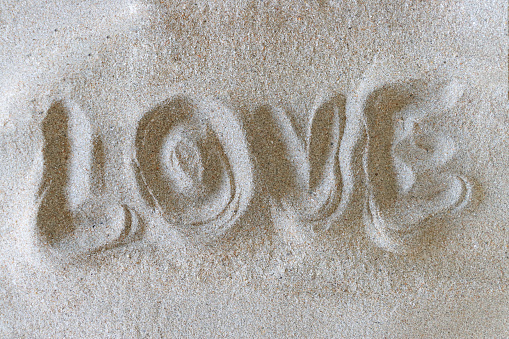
left=35, top=78, right=472, bottom=260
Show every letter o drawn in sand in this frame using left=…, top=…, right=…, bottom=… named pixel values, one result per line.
left=134, top=96, right=254, bottom=243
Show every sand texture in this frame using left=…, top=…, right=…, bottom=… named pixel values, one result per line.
left=0, top=0, right=508, bottom=337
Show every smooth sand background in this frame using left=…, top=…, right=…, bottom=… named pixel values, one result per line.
left=0, top=0, right=507, bottom=337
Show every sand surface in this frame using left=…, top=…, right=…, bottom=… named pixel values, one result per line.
left=0, top=0, right=507, bottom=337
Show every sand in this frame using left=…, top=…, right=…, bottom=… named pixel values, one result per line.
left=0, top=0, right=507, bottom=337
